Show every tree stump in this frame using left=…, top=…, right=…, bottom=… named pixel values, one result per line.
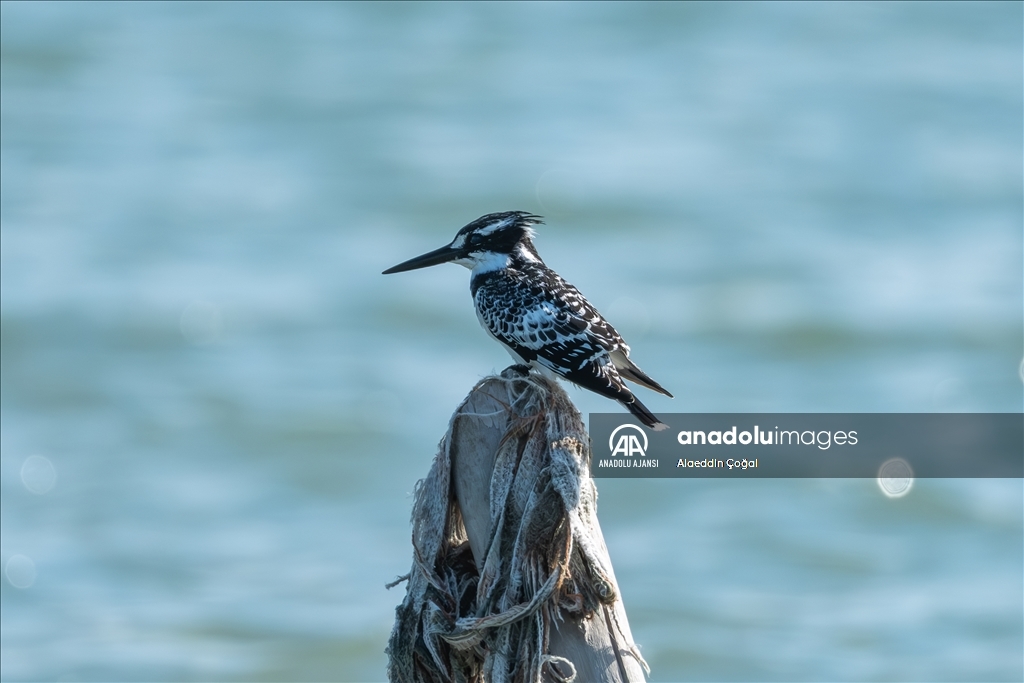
left=387, top=368, right=647, bottom=683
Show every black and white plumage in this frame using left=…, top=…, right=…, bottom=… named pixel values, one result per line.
left=383, top=211, right=672, bottom=429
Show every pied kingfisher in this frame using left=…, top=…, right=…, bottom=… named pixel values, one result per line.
left=383, top=211, right=672, bottom=430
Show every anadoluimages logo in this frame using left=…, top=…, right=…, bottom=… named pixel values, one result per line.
left=609, top=424, right=648, bottom=457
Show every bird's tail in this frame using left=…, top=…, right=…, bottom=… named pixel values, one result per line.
left=621, top=395, right=669, bottom=431
left=610, top=351, right=673, bottom=397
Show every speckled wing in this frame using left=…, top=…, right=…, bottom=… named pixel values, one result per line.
left=473, top=269, right=636, bottom=402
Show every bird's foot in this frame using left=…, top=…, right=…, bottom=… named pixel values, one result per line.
left=501, top=364, right=532, bottom=379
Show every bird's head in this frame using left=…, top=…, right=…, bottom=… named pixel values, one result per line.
left=382, top=211, right=543, bottom=275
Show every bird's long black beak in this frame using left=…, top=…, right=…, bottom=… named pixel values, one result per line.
left=382, top=243, right=461, bottom=274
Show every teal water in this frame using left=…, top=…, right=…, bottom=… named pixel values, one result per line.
left=1, top=2, right=1021, bottom=681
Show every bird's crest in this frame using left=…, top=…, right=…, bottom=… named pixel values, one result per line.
left=451, top=211, right=543, bottom=252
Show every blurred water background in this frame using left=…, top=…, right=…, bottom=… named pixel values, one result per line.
left=1, top=2, right=1022, bottom=681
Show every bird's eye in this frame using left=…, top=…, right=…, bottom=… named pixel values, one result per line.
left=468, top=234, right=481, bottom=245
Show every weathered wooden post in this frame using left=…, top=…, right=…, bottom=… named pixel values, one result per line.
left=387, top=367, right=647, bottom=683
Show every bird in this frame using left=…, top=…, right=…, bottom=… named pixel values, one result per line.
left=382, top=211, right=672, bottom=430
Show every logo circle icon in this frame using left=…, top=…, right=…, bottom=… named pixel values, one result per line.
left=609, top=424, right=648, bottom=455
